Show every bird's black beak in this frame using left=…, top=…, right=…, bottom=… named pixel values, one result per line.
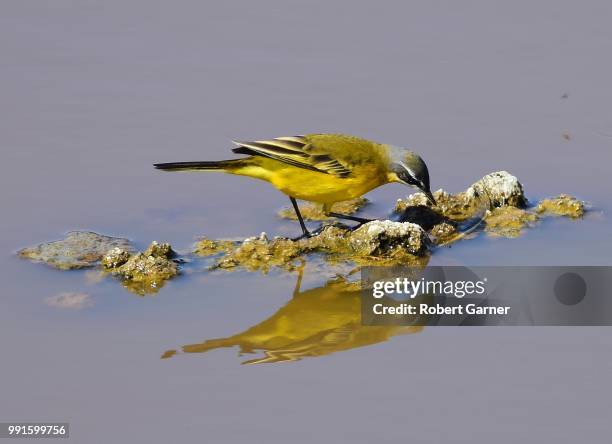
left=423, top=189, right=437, bottom=206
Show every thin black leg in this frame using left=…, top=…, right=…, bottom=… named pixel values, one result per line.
left=290, top=197, right=311, bottom=238
left=326, top=212, right=373, bottom=225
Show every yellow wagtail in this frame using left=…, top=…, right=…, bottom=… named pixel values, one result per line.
left=154, top=133, right=435, bottom=237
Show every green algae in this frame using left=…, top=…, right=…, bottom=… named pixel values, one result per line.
left=536, top=194, right=585, bottom=218
left=484, top=207, right=539, bottom=238
left=193, top=238, right=236, bottom=257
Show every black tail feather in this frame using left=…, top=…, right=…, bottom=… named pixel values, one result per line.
left=153, top=159, right=242, bottom=171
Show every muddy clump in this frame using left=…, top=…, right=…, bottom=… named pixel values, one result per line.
left=536, top=194, right=585, bottom=219
left=193, top=238, right=235, bottom=256
left=18, top=231, right=133, bottom=270
left=213, top=221, right=428, bottom=272
left=102, top=241, right=178, bottom=295
left=278, top=198, right=369, bottom=221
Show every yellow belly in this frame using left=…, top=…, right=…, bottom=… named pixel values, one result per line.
left=229, top=157, right=387, bottom=204
left=273, top=166, right=385, bottom=204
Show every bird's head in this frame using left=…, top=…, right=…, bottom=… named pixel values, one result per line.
left=386, top=146, right=436, bottom=205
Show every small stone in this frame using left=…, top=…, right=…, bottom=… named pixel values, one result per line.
left=465, top=171, right=526, bottom=208
left=144, top=241, right=175, bottom=258
left=349, top=221, right=427, bottom=256
left=102, top=247, right=131, bottom=269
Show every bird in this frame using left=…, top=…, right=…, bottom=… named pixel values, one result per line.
left=154, top=133, right=435, bottom=238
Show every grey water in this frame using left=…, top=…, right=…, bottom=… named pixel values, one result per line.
left=1, top=1, right=612, bottom=443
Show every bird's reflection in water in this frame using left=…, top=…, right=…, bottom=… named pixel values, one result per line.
left=162, top=269, right=422, bottom=364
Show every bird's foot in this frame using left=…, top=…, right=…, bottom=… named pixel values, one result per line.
left=290, top=225, right=326, bottom=241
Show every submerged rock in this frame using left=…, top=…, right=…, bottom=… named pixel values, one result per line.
left=18, top=231, right=133, bottom=270
left=102, top=241, right=178, bottom=295
left=536, top=195, right=585, bottom=218
left=278, top=198, right=368, bottom=221
left=44, top=292, right=93, bottom=310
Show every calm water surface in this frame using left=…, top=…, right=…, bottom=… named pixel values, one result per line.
left=1, top=1, right=612, bottom=443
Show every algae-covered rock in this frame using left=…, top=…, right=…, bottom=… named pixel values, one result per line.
left=101, top=247, right=131, bottom=268
left=536, top=195, right=584, bottom=218
left=394, top=171, right=527, bottom=244
left=18, top=231, right=133, bottom=270
left=278, top=198, right=369, bottom=221
left=216, top=232, right=303, bottom=272
left=193, top=237, right=235, bottom=256
left=144, top=241, right=175, bottom=258
left=484, top=207, right=538, bottom=238
left=395, top=188, right=483, bottom=222
left=103, top=241, right=178, bottom=295
left=465, top=171, right=526, bottom=208
left=214, top=221, right=427, bottom=272
left=395, top=171, right=528, bottom=217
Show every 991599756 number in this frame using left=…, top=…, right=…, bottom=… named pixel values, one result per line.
left=0, top=423, right=69, bottom=439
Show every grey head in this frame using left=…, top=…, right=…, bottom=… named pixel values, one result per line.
left=387, top=145, right=436, bottom=205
